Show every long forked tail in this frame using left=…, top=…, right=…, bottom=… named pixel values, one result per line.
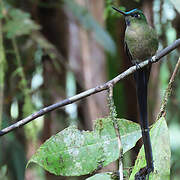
left=134, top=67, right=154, bottom=171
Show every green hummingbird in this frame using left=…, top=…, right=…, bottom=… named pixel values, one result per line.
left=112, top=7, right=158, bottom=180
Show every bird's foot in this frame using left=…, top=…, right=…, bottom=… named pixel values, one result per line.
left=148, top=58, right=153, bottom=64
left=135, top=166, right=153, bottom=180
left=135, top=62, right=141, bottom=70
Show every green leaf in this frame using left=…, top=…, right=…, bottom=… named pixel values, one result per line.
left=118, top=118, right=142, bottom=154
left=160, top=61, right=170, bottom=90
left=130, top=117, right=171, bottom=180
left=86, top=172, right=118, bottom=180
left=27, top=118, right=141, bottom=176
left=4, top=9, right=40, bottom=38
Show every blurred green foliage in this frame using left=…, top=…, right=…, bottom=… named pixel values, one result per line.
left=0, top=165, right=8, bottom=180
left=3, top=9, right=40, bottom=38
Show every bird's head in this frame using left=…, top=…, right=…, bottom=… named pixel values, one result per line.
left=112, top=7, right=147, bottom=26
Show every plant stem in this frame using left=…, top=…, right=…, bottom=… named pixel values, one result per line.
left=108, top=86, right=123, bottom=180
left=157, top=57, right=180, bottom=120
left=0, top=0, right=6, bottom=128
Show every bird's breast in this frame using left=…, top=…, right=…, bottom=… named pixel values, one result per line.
left=125, top=23, right=158, bottom=62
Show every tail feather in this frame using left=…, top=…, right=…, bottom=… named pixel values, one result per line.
left=134, top=67, right=153, bottom=170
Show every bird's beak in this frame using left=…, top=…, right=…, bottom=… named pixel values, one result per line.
left=112, top=7, right=127, bottom=16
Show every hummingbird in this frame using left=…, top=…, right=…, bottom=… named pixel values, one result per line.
left=112, top=7, right=158, bottom=180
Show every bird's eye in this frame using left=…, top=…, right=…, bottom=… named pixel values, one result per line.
left=134, top=13, right=140, bottom=18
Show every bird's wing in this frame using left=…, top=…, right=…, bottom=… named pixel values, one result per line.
left=124, top=41, right=133, bottom=63
left=125, top=41, right=152, bottom=83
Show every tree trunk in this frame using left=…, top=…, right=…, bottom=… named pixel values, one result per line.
left=67, top=0, right=108, bottom=130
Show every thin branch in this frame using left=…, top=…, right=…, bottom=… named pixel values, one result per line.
left=152, top=39, right=180, bottom=63
left=157, top=57, right=180, bottom=120
left=108, top=85, right=123, bottom=180
left=0, top=39, right=180, bottom=136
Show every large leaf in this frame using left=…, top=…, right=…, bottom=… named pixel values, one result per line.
left=27, top=118, right=142, bottom=176
left=130, top=117, right=171, bottom=180
left=86, top=172, right=118, bottom=180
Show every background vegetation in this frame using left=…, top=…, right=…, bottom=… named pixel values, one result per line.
left=0, top=0, right=179, bottom=179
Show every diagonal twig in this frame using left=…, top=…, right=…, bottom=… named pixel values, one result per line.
left=0, top=39, right=180, bottom=136
left=157, top=57, right=180, bottom=120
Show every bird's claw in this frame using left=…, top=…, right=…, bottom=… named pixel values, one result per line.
left=135, top=63, right=141, bottom=70
left=135, top=166, right=153, bottom=180
left=148, top=58, right=153, bottom=64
